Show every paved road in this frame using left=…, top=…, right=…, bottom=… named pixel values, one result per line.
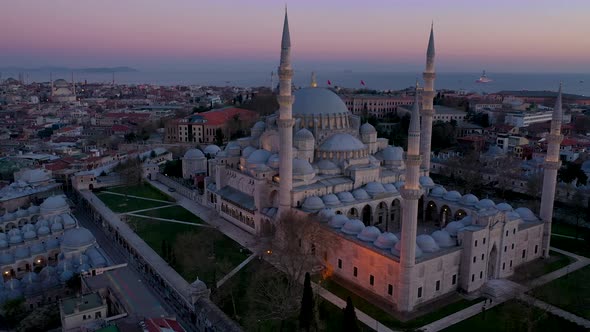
left=74, top=207, right=170, bottom=324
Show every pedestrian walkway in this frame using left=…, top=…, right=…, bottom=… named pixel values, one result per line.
left=553, top=233, right=585, bottom=240
left=216, top=253, right=259, bottom=288
left=101, top=191, right=174, bottom=204
left=126, top=213, right=215, bottom=228
left=521, top=294, right=590, bottom=328
left=124, top=204, right=177, bottom=215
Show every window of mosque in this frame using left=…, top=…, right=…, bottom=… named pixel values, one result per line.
left=436, top=280, right=440, bottom=291
left=481, top=254, right=484, bottom=260
left=483, top=237, right=486, bottom=244
left=417, top=287, right=423, bottom=298
left=452, top=274, right=457, bottom=285
left=504, top=246, right=507, bottom=252
left=473, top=256, right=476, bottom=263
left=480, top=271, right=483, bottom=279
left=505, top=230, right=509, bottom=237
left=338, top=259, right=342, bottom=269
left=353, top=267, right=358, bottom=277
left=510, top=260, right=513, bottom=268
left=388, top=284, right=393, bottom=295
left=502, top=262, right=506, bottom=270
left=471, top=274, right=474, bottom=282
left=535, top=245, right=538, bottom=254
left=513, top=229, right=516, bottom=234
left=369, top=275, right=374, bottom=286
left=475, top=240, right=478, bottom=247
left=511, top=243, right=515, bottom=250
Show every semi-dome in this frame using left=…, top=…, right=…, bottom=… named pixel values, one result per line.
left=383, top=183, right=398, bottom=193
left=364, top=182, right=386, bottom=196
left=419, top=176, right=435, bottom=187
left=19, top=169, right=50, bottom=184
left=384, top=146, right=404, bottom=161
left=460, top=194, right=479, bottom=206
left=445, top=221, right=464, bottom=236
left=184, top=148, right=205, bottom=159
left=8, top=229, right=21, bottom=237
left=373, top=232, right=398, bottom=249
left=360, top=123, right=376, bottom=134
left=293, top=158, right=315, bottom=176
left=61, top=227, right=96, bottom=250
left=292, top=88, right=350, bottom=117
left=27, top=205, right=40, bottom=214
left=294, top=128, right=314, bottom=141
left=203, top=144, right=221, bottom=156
left=322, top=194, right=340, bottom=207
left=352, top=189, right=370, bottom=200
left=417, top=234, right=440, bottom=253
left=432, top=230, right=455, bottom=248
left=357, top=226, right=381, bottom=242
left=319, top=133, right=365, bottom=152
left=247, top=149, right=272, bottom=164
left=476, top=199, right=496, bottom=210
left=515, top=207, right=537, bottom=222
left=40, top=195, right=69, bottom=214
left=265, top=154, right=280, bottom=169
left=318, top=209, right=336, bottom=222
left=430, top=186, right=447, bottom=197
left=241, top=146, right=256, bottom=158
left=336, top=192, right=355, bottom=203
left=328, top=214, right=348, bottom=228
left=459, top=215, right=473, bottom=226
left=341, top=219, right=365, bottom=235
left=496, top=202, right=513, bottom=212
left=443, top=190, right=461, bottom=202
left=316, top=160, right=338, bottom=171
left=302, top=196, right=325, bottom=211
left=36, top=219, right=49, bottom=229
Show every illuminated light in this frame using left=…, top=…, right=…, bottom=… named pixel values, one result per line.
left=266, top=249, right=272, bottom=255
left=36, top=259, right=42, bottom=263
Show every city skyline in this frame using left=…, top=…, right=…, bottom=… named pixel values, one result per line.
left=1, top=0, right=589, bottom=73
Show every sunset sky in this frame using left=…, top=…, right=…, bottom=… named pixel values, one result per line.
left=1, top=0, right=589, bottom=72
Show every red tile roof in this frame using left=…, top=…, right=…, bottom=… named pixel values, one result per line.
left=145, top=318, right=185, bottom=332
left=199, top=107, right=257, bottom=126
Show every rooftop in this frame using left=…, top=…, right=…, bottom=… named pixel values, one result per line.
left=61, top=293, right=104, bottom=315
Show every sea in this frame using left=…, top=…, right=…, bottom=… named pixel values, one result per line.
left=8, top=71, right=590, bottom=96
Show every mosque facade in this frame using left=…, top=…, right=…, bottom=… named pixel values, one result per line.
left=201, top=11, right=561, bottom=312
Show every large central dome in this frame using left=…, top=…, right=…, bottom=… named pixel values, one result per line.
left=292, top=88, right=350, bottom=116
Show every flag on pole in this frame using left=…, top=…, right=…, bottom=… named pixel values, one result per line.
left=327, top=80, right=332, bottom=86
left=360, top=80, right=366, bottom=86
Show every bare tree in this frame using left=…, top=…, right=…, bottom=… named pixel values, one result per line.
left=116, top=158, right=143, bottom=186
left=491, top=155, right=521, bottom=198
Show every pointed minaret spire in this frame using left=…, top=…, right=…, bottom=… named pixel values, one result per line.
left=420, top=22, right=437, bottom=175
left=426, top=22, right=435, bottom=73
left=539, top=83, right=565, bottom=258
left=281, top=6, right=291, bottom=51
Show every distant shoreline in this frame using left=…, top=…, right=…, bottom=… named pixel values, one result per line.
left=0, top=66, right=138, bottom=73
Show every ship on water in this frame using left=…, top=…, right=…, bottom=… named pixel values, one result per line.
left=476, top=70, right=493, bottom=83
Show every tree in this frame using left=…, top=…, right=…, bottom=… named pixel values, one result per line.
left=115, top=158, right=143, bottom=186
left=1, top=298, right=27, bottom=327
left=163, top=160, right=183, bottom=178
left=299, top=272, right=315, bottom=331
left=525, top=172, right=543, bottom=212
left=66, top=273, right=82, bottom=294
left=558, top=161, right=588, bottom=186
left=150, top=150, right=157, bottom=158
left=215, top=128, right=225, bottom=146
left=342, top=297, right=360, bottom=332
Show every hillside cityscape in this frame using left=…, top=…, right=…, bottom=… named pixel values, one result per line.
left=1, top=2, right=590, bottom=332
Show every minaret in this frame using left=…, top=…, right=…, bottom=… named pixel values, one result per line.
left=71, top=72, right=76, bottom=98
left=420, top=23, right=436, bottom=175
left=397, top=83, right=423, bottom=312
left=311, top=72, right=318, bottom=88
left=540, top=84, right=564, bottom=258
left=277, top=8, right=295, bottom=217
left=50, top=72, right=54, bottom=97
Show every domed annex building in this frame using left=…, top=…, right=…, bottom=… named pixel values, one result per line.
left=0, top=194, right=107, bottom=306
left=204, top=11, right=563, bottom=313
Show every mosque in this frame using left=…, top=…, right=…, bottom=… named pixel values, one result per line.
left=200, top=10, right=562, bottom=312
left=51, top=77, right=77, bottom=103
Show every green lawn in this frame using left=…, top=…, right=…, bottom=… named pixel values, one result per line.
left=510, top=250, right=574, bottom=283
left=128, top=217, right=249, bottom=285
left=550, top=236, right=590, bottom=258
left=106, top=182, right=175, bottom=202
left=442, top=300, right=587, bottom=332
left=312, top=276, right=482, bottom=330
left=134, top=205, right=203, bottom=223
left=530, top=265, right=590, bottom=320
left=96, top=192, right=170, bottom=213
left=552, top=222, right=589, bottom=238
left=214, top=260, right=374, bottom=332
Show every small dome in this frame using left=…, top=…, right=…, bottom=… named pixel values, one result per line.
left=360, top=123, right=376, bottom=134
left=190, top=278, right=208, bottom=294
left=357, top=226, right=381, bottom=242
left=266, top=154, right=280, bottom=168
left=293, top=158, right=315, bottom=176
left=383, top=184, right=398, bottom=193
left=445, top=221, right=464, bottom=236
left=60, top=270, right=74, bottom=282
left=319, top=133, right=366, bottom=152
left=42, top=275, right=59, bottom=290
left=295, top=128, right=314, bottom=141
left=459, top=215, right=473, bottom=226
left=77, top=263, right=91, bottom=273
left=16, top=209, right=28, bottom=218
left=37, top=226, right=50, bottom=236
left=417, top=234, right=440, bottom=253
left=364, top=182, right=386, bottom=196
left=328, top=214, right=349, bottom=228
left=18, top=169, right=50, bottom=184
left=22, top=224, right=35, bottom=232
left=57, top=260, right=73, bottom=273
left=40, top=195, right=69, bottom=214
left=9, top=235, right=22, bottom=244
left=61, top=227, right=96, bottom=250
left=0, top=240, right=7, bottom=249
left=23, top=230, right=36, bottom=240
left=302, top=196, right=325, bottom=211
left=341, top=219, right=365, bottom=235
left=0, top=252, right=14, bottom=264
left=252, top=121, right=266, bottom=131
left=8, top=229, right=21, bottom=237
left=515, top=207, right=537, bottom=222
left=0, top=233, right=6, bottom=241
left=394, top=241, right=423, bottom=258
left=184, top=148, right=205, bottom=159
left=247, top=149, right=272, bottom=164
left=51, top=222, right=63, bottom=232
left=373, top=232, right=399, bottom=249
left=36, top=219, right=49, bottom=229
left=28, top=205, right=40, bottom=214
left=40, top=266, right=57, bottom=279
left=316, top=160, right=338, bottom=171
left=394, top=181, right=405, bottom=189
left=242, top=146, right=256, bottom=158
left=430, top=186, right=447, bottom=197
left=30, top=243, right=45, bottom=254
left=352, top=189, right=370, bottom=200
left=318, top=209, right=336, bottom=222
left=322, top=194, right=340, bottom=207
left=46, top=238, right=60, bottom=249
left=507, top=211, right=521, bottom=221
left=3, top=212, right=16, bottom=221
left=15, top=247, right=30, bottom=259
left=62, top=214, right=76, bottom=227
left=336, top=192, right=355, bottom=203
left=496, top=202, right=513, bottom=212
left=377, top=146, right=404, bottom=161
left=22, top=272, right=38, bottom=284
left=476, top=199, right=496, bottom=210
left=460, top=194, right=479, bottom=206
left=432, top=230, right=455, bottom=248
left=443, top=190, right=462, bottom=201
left=5, top=278, right=20, bottom=290
left=419, top=176, right=435, bottom=187
left=203, top=144, right=221, bottom=156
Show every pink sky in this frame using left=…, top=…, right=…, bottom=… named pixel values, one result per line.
left=0, top=0, right=589, bottom=72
